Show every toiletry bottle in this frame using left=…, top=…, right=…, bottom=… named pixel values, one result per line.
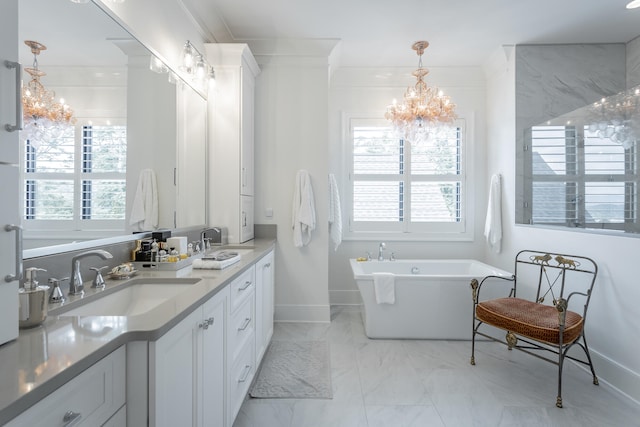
left=151, top=239, right=159, bottom=263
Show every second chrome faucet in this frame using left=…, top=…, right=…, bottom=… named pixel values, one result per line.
left=69, top=249, right=113, bottom=296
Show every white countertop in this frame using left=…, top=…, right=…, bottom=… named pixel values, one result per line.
left=0, top=239, right=275, bottom=425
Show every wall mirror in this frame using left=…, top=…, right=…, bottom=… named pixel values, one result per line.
left=20, top=0, right=207, bottom=253
left=515, top=42, right=640, bottom=236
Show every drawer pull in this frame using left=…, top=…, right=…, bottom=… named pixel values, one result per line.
left=63, top=410, right=82, bottom=426
left=238, top=281, right=252, bottom=291
left=237, top=317, right=251, bottom=331
left=263, top=262, right=271, bottom=268
left=237, top=365, right=251, bottom=383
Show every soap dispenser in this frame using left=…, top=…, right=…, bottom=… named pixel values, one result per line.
left=19, top=267, right=50, bottom=329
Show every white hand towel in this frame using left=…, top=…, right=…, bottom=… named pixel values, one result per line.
left=292, top=170, right=316, bottom=247
left=328, top=173, right=342, bottom=251
left=129, top=169, right=159, bottom=232
left=484, top=173, right=502, bottom=254
left=373, top=272, right=395, bottom=305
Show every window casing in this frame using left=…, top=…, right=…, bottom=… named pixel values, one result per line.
left=22, top=123, right=127, bottom=233
left=345, top=117, right=470, bottom=240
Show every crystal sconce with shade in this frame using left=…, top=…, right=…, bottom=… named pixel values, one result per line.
left=385, top=41, right=457, bottom=144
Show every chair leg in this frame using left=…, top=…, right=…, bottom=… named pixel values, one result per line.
left=557, top=349, right=564, bottom=408
left=470, top=324, right=476, bottom=365
left=580, top=333, right=599, bottom=386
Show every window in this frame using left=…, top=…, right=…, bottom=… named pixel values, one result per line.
left=346, top=118, right=469, bottom=239
left=526, top=125, right=637, bottom=230
left=22, top=123, right=127, bottom=232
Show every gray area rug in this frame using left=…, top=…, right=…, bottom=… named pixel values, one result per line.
left=250, top=340, right=333, bottom=399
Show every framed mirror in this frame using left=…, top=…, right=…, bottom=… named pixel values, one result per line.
left=19, top=0, right=207, bottom=252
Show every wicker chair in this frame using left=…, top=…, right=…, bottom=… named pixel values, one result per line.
left=470, top=250, right=599, bottom=408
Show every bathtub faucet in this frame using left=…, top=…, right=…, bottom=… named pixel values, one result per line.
left=377, top=242, right=386, bottom=261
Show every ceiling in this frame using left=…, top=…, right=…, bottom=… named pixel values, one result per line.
left=183, top=0, right=640, bottom=68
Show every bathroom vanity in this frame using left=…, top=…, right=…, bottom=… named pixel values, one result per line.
left=0, top=239, right=275, bottom=427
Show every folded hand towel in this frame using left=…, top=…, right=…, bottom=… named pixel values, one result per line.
left=373, top=272, right=395, bottom=304
left=328, top=173, right=342, bottom=251
left=192, top=256, right=241, bottom=270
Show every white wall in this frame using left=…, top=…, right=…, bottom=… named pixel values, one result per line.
left=327, top=66, right=487, bottom=305
left=250, top=40, right=337, bottom=322
left=484, top=46, right=640, bottom=405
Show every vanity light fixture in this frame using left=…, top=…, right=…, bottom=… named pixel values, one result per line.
left=149, top=55, right=169, bottom=74
left=181, top=40, right=216, bottom=89
left=626, top=0, right=640, bottom=9
left=69, top=0, right=90, bottom=3
left=385, top=41, right=457, bottom=144
left=20, top=40, right=75, bottom=146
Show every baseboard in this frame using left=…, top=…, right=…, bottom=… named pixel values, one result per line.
left=588, top=349, right=640, bottom=406
left=274, top=304, right=331, bottom=323
left=329, top=290, right=362, bottom=305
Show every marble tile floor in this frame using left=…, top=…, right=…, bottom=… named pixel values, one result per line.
left=234, top=306, right=640, bottom=427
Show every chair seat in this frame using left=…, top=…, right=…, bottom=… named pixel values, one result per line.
left=476, top=297, right=583, bottom=345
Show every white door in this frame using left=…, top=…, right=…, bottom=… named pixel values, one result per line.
left=0, top=0, right=21, bottom=346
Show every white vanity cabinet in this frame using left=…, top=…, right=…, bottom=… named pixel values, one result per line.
left=206, top=43, right=260, bottom=244
left=227, top=267, right=256, bottom=425
left=6, top=346, right=126, bottom=427
left=0, top=0, right=20, bottom=347
left=255, top=250, right=274, bottom=363
left=150, top=287, right=228, bottom=427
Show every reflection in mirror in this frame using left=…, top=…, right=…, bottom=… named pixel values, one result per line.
left=521, top=85, right=640, bottom=233
left=19, top=0, right=207, bottom=252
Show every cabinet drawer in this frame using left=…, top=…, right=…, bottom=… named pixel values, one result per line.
left=229, top=267, right=255, bottom=312
left=228, top=295, right=255, bottom=363
left=7, top=346, right=126, bottom=427
left=228, top=337, right=255, bottom=423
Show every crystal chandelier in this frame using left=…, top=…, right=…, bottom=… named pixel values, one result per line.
left=385, top=41, right=456, bottom=144
left=21, top=40, right=75, bottom=145
left=588, top=85, right=640, bottom=150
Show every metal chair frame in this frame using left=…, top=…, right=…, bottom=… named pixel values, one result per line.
left=470, top=249, right=599, bottom=408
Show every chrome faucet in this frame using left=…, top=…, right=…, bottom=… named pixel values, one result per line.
left=69, top=249, right=113, bottom=296
left=378, top=242, right=386, bottom=261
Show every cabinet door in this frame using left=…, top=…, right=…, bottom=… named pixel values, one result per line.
left=0, top=0, right=20, bottom=347
left=240, top=66, right=254, bottom=197
left=150, top=309, right=199, bottom=427
left=255, top=251, right=274, bottom=363
left=198, top=288, right=227, bottom=427
left=240, top=195, right=254, bottom=243
left=176, top=84, right=207, bottom=228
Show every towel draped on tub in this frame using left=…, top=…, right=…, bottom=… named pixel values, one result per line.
left=373, top=272, right=395, bottom=304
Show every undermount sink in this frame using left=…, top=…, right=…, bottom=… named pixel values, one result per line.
left=58, top=278, right=201, bottom=317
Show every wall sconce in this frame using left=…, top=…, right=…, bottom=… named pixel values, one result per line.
left=181, top=40, right=216, bottom=89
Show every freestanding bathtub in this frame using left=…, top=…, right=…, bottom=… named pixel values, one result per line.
left=350, top=258, right=513, bottom=339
